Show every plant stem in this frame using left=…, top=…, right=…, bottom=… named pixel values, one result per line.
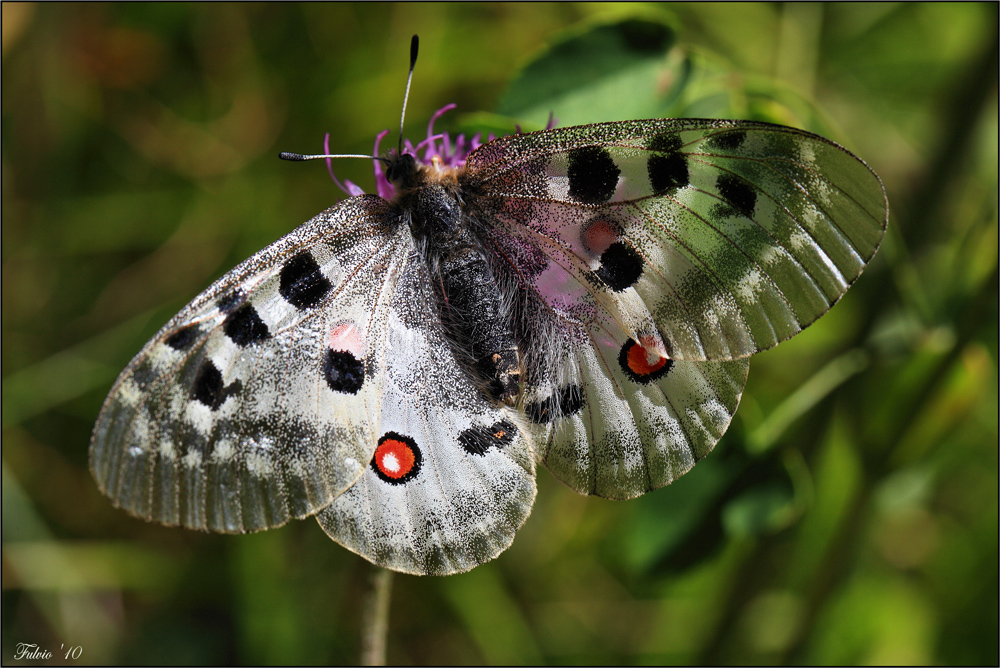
left=360, top=563, right=394, bottom=666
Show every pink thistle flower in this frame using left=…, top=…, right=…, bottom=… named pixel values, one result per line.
left=325, top=106, right=557, bottom=200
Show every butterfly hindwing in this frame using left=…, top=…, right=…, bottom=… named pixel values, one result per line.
left=527, top=345, right=748, bottom=500
left=316, top=254, right=536, bottom=576
left=511, top=289, right=749, bottom=499
left=91, top=195, right=407, bottom=532
left=467, top=119, right=888, bottom=361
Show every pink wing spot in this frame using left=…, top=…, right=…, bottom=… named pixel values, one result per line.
left=583, top=218, right=619, bottom=255
left=327, top=322, right=364, bottom=355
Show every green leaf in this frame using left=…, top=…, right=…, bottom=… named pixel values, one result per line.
left=722, top=481, right=796, bottom=537
left=497, top=18, right=690, bottom=126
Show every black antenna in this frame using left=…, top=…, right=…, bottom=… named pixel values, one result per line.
left=398, top=35, right=419, bottom=155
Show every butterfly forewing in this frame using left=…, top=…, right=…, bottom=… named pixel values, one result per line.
left=466, top=119, right=888, bottom=361
left=316, top=255, right=536, bottom=576
left=91, top=195, right=406, bottom=532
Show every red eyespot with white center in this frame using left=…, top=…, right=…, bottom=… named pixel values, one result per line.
left=370, top=432, right=422, bottom=485
left=637, top=333, right=668, bottom=361
left=619, top=338, right=673, bottom=384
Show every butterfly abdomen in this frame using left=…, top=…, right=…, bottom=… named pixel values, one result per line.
left=398, top=171, right=521, bottom=405
left=437, top=244, right=520, bottom=404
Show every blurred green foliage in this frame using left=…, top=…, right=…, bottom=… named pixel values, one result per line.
left=3, top=3, right=997, bottom=665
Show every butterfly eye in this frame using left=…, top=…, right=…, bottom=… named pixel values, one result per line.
left=385, top=153, right=418, bottom=186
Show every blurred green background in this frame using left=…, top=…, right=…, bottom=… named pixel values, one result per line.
left=3, top=3, right=997, bottom=665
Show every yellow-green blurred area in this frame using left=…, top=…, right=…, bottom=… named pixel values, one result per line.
left=2, top=3, right=997, bottom=665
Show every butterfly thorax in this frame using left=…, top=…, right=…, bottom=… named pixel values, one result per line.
left=388, top=152, right=521, bottom=405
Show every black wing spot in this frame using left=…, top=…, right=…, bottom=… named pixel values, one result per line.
left=647, top=133, right=689, bottom=195
left=165, top=324, right=198, bottom=350
left=458, top=419, right=518, bottom=456
left=649, top=133, right=683, bottom=154
left=322, top=349, right=365, bottom=394
left=192, top=360, right=223, bottom=408
left=716, top=173, right=757, bottom=219
left=595, top=242, right=643, bottom=291
left=526, top=385, right=585, bottom=424
left=710, top=130, right=747, bottom=150
left=567, top=146, right=620, bottom=204
left=217, top=290, right=244, bottom=314
left=223, top=304, right=270, bottom=346
left=648, top=152, right=689, bottom=196
left=280, top=252, right=332, bottom=310
left=192, top=360, right=242, bottom=410
left=131, top=360, right=155, bottom=392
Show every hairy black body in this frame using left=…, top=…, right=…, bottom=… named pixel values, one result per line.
left=389, top=154, right=521, bottom=404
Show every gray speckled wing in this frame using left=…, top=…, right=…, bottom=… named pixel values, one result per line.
left=521, top=329, right=749, bottom=500
left=90, top=195, right=407, bottom=533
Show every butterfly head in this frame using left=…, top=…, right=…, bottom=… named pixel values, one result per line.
left=384, top=151, right=420, bottom=190
left=363, top=105, right=490, bottom=201
left=319, top=105, right=557, bottom=203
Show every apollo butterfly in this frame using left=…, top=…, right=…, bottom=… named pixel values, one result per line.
left=90, top=36, right=888, bottom=575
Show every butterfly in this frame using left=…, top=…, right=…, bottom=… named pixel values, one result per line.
left=90, top=37, right=888, bottom=576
